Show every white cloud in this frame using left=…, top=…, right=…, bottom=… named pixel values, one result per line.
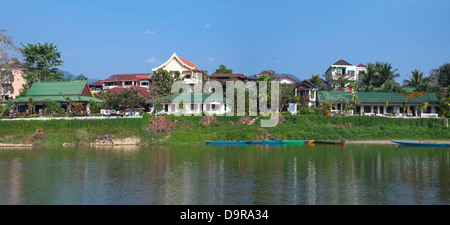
left=65, top=53, right=75, bottom=57
left=145, top=57, right=160, bottom=64
left=204, top=24, right=211, bottom=28
left=208, top=57, right=214, bottom=61
left=144, top=30, right=155, bottom=35
left=275, top=59, right=281, bottom=63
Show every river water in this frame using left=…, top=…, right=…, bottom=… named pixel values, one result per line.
left=0, top=144, right=448, bottom=205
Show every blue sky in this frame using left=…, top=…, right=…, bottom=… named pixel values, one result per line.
left=1, top=0, right=449, bottom=82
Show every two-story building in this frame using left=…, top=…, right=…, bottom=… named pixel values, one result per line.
left=152, top=53, right=205, bottom=92
left=324, top=59, right=367, bottom=91
left=100, top=73, right=152, bottom=90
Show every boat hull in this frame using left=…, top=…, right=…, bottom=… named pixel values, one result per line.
left=248, top=140, right=284, bottom=145
left=392, top=141, right=450, bottom=148
left=314, top=141, right=346, bottom=145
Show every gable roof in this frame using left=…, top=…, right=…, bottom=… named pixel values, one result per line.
left=279, top=74, right=299, bottom=83
left=101, top=73, right=152, bottom=82
left=357, top=64, right=366, bottom=67
left=152, top=53, right=201, bottom=72
left=295, top=79, right=317, bottom=89
left=332, top=59, right=352, bottom=66
left=27, top=80, right=89, bottom=96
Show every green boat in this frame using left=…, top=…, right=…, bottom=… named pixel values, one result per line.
left=282, top=140, right=314, bottom=145
left=282, top=140, right=304, bottom=145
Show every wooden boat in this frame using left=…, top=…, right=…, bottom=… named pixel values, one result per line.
left=313, top=140, right=346, bottom=145
left=248, top=139, right=284, bottom=145
left=204, top=140, right=250, bottom=145
left=392, top=141, right=450, bottom=148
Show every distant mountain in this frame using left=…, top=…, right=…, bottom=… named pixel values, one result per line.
left=61, top=70, right=99, bottom=83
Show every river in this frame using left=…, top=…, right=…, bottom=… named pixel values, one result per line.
left=0, top=144, right=448, bottom=205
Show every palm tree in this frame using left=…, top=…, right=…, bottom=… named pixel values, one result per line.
left=360, top=62, right=379, bottom=87
left=377, top=62, right=400, bottom=86
left=403, top=69, right=430, bottom=88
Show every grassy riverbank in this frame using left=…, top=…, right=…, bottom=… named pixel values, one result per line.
left=0, top=114, right=448, bottom=145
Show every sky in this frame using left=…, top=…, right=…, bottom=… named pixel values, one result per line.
left=1, top=0, right=449, bottom=82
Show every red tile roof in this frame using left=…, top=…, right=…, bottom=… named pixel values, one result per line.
left=102, top=73, right=152, bottom=82
left=357, top=63, right=366, bottom=67
left=332, top=59, right=352, bottom=66
left=178, top=56, right=200, bottom=71
left=110, top=85, right=152, bottom=100
left=88, top=80, right=103, bottom=86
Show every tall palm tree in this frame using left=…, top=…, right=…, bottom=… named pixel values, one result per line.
left=403, top=69, right=430, bottom=87
left=360, top=62, right=379, bottom=87
left=377, top=62, right=400, bottom=86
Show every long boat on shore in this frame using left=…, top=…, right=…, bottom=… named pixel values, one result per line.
left=282, top=140, right=315, bottom=145
left=248, top=140, right=284, bottom=145
left=392, top=141, right=450, bottom=148
left=313, top=140, right=346, bottom=145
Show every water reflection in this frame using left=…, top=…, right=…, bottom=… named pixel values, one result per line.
left=0, top=144, right=448, bottom=205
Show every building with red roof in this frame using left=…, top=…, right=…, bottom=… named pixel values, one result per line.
left=152, top=53, right=205, bottom=91
left=97, top=73, right=152, bottom=90
left=324, top=59, right=367, bottom=91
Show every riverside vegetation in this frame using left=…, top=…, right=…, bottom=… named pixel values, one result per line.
left=0, top=113, right=449, bottom=145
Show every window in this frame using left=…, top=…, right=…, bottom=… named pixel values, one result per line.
left=191, top=104, right=195, bottom=111
left=185, top=74, right=191, bottom=79
left=141, top=82, right=149, bottom=86
left=125, top=81, right=133, bottom=85
left=348, top=70, right=355, bottom=77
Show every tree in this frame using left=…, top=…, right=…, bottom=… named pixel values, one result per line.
left=278, top=84, right=295, bottom=113
left=360, top=62, right=379, bottom=88
left=148, top=69, right=174, bottom=98
left=0, top=29, right=20, bottom=101
left=310, top=75, right=322, bottom=90
left=377, top=62, right=400, bottom=86
left=403, top=69, right=430, bottom=88
left=20, top=42, right=64, bottom=94
left=214, top=64, right=233, bottom=74
left=45, top=100, right=62, bottom=115
left=103, top=88, right=146, bottom=115
left=325, top=72, right=351, bottom=91
left=75, top=74, right=88, bottom=80
left=430, top=63, right=450, bottom=87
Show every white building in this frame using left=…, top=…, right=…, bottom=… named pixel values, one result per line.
left=152, top=53, right=205, bottom=92
left=324, top=59, right=367, bottom=91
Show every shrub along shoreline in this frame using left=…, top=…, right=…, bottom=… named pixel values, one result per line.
left=0, top=114, right=448, bottom=145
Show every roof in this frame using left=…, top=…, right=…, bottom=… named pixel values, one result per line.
left=357, top=64, right=366, bottom=67
left=279, top=74, right=299, bottom=83
left=178, top=55, right=200, bottom=71
left=147, top=92, right=228, bottom=103
left=357, top=92, right=439, bottom=106
left=209, top=74, right=247, bottom=79
left=317, top=91, right=353, bottom=103
left=10, top=95, right=103, bottom=103
left=27, top=80, right=88, bottom=96
left=88, top=80, right=103, bottom=86
left=332, top=59, right=352, bottom=66
left=101, top=73, right=152, bottom=82
left=317, top=91, right=439, bottom=106
left=152, top=53, right=201, bottom=72
left=110, top=85, right=152, bottom=100
left=295, top=79, right=317, bottom=89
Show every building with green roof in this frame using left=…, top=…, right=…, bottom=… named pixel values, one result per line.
left=317, top=91, right=439, bottom=117
left=10, top=80, right=103, bottom=114
left=146, top=92, right=230, bottom=115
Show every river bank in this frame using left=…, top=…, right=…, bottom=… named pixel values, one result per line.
left=0, top=114, right=448, bottom=145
